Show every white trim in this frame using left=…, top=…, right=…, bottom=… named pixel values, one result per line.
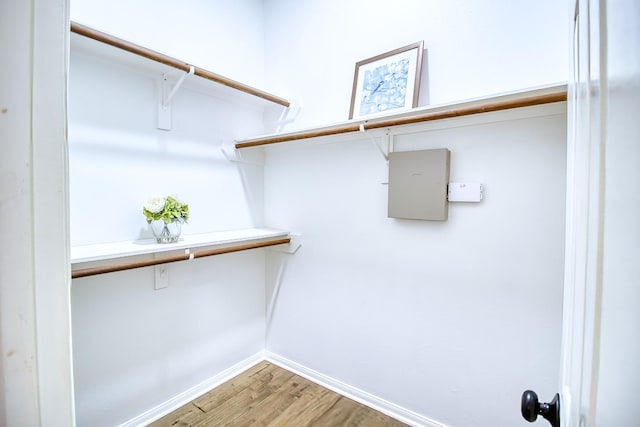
left=265, top=352, right=450, bottom=427
left=119, top=351, right=265, bottom=427
left=32, top=1, right=76, bottom=425
left=1, top=0, right=74, bottom=425
left=114, top=351, right=455, bottom=427
left=560, top=1, right=605, bottom=425
left=0, top=2, right=41, bottom=424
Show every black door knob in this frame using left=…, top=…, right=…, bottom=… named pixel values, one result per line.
left=521, top=390, right=560, bottom=427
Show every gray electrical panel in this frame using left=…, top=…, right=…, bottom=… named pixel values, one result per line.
left=388, top=148, right=451, bottom=221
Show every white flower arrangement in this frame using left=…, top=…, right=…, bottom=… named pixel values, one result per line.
left=143, top=195, right=189, bottom=224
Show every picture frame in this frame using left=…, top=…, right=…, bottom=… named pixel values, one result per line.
left=349, top=41, right=424, bottom=120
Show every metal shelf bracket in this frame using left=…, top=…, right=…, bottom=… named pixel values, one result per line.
left=158, top=65, right=195, bottom=130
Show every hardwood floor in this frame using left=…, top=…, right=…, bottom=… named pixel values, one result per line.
left=148, top=361, right=409, bottom=427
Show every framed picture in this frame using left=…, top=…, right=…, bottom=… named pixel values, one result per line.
left=349, top=41, right=424, bottom=120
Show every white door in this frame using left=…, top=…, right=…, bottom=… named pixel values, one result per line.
left=558, top=0, right=640, bottom=426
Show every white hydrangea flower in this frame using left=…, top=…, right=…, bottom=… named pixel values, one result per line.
left=144, top=197, right=165, bottom=213
left=170, top=194, right=185, bottom=204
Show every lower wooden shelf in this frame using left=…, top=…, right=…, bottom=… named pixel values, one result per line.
left=71, top=228, right=291, bottom=279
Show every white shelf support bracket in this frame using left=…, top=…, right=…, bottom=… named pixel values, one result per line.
left=361, top=125, right=391, bottom=162
left=221, top=140, right=265, bottom=165
left=163, top=66, right=195, bottom=107
left=158, top=65, right=195, bottom=130
left=265, top=233, right=302, bottom=339
left=273, top=98, right=302, bottom=133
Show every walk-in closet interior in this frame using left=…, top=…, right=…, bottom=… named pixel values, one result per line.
left=68, top=1, right=569, bottom=426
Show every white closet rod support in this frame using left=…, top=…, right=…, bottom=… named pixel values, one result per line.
left=273, top=98, right=303, bottom=133
left=163, top=65, right=195, bottom=107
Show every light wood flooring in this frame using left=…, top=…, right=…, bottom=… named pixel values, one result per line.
left=148, top=361, right=409, bottom=427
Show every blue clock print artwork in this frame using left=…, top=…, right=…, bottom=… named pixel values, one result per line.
left=359, top=58, right=410, bottom=115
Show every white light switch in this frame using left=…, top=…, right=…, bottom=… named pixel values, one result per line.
left=448, top=182, right=483, bottom=202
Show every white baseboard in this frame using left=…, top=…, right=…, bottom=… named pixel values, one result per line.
left=120, top=350, right=449, bottom=427
left=265, top=351, right=449, bottom=427
left=119, top=351, right=264, bottom=427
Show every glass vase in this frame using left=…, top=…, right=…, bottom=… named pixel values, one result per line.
left=150, top=219, right=182, bottom=243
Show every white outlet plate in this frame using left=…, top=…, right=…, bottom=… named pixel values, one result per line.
left=448, top=182, right=483, bottom=202
left=154, top=265, right=169, bottom=289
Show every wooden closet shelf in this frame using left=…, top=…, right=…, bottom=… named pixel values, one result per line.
left=71, top=228, right=291, bottom=279
left=235, top=84, right=567, bottom=149
left=70, top=21, right=290, bottom=108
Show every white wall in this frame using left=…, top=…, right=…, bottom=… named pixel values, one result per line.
left=261, top=2, right=569, bottom=426
left=68, top=48, right=267, bottom=426
left=69, top=1, right=270, bottom=424
left=264, top=107, right=567, bottom=427
left=264, top=0, right=569, bottom=129
left=68, top=47, right=265, bottom=245
left=72, top=252, right=266, bottom=426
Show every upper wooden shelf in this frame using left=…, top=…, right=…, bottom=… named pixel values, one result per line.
left=70, top=21, right=290, bottom=108
left=235, top=83, right=567, bottom=149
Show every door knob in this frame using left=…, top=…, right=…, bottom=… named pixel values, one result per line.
left=521, top=390, right=560, bottom=427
